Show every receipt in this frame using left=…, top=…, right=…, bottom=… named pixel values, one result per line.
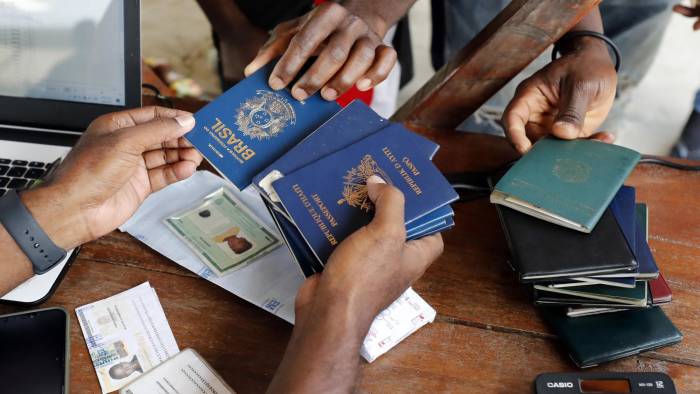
left=361, top=288, right=436, bottom=362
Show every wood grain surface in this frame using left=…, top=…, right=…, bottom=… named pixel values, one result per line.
left=2, top=53, right=699, bottom=393
left=1, top=129, right=698, bottom=393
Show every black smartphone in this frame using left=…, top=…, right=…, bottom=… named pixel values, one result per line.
left=0, top=307, right=70, bottom=393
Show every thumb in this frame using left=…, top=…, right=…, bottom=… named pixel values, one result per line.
left=366, top=175, right=405, bottom=234
left=119, top=114, right=195, bottom=151
left=552, top=82, right=592, bottom=140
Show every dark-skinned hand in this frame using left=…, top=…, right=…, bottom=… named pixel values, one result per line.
left=21, top=106, right=202, bottom=250
left=244, top=2, right=397, bottom=102
left=293, top=175, right=443, bottom=328
left=502, top=38, right=617, bottom=154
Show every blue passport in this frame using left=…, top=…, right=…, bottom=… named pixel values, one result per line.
left=266, top=201, right=322, bottom=277
left=272, top=123, right=458, bottom=263
left=406, top=205, right=454, bottom=237
left=609, top=185, right=636, bottom=251
left=593, top=201, right=659, bottom=280
left=631, top=203, right=660, bottom=279
left=186, top=62, right=340, bottom=189
left=253, top=101, right=387, bottom=192
left=408, top=216, right=455, bottom=239
left=253, top=100, right=438, bottom=200
left=564, top=186, right=637, bottom=288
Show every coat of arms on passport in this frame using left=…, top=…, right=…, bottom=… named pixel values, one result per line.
left=236, top=90, right=296, bottom=140
left=337, top=154, right=392, bottom=212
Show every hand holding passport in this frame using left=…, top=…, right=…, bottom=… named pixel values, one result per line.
left=300, top=176, right=444, bottom=321
left=490, top=139, right=682, bottom=368
left=181, top=61, right=454, bottom=362
left=186, top=62, right=457, bottom=276
left=182, top=57, right=683, bottom=371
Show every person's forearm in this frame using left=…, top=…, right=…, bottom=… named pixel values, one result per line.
left=0, top=223, right=34, bottom=296
left=561, top=7, right=609, bottom=55
left=559, top=7, right=612, bottom=66
left=342, top=0, right=416, bottom=37
left=0, top=186, right=85, bottom=296
left=267, top=299, right=373, bottom=393
left=196, top=0, right=258, bottom=39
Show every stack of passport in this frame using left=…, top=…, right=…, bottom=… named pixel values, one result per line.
left=490, top=138, right=682, bottom=368
left=186, top=62, right=458, bottom=277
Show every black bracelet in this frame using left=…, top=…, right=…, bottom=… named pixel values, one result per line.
left=551, top=31, right=621, bottom=73
left=0, top=190, right=67, bottom=274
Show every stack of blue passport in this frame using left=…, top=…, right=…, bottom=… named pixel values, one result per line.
left=490, top=141, right=682, bottom=368
left=186, top=63, right=458, bottom=277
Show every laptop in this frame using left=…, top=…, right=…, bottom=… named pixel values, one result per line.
left=0, top=0, right=141, bottom=304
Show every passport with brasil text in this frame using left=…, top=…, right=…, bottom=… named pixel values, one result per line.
left=186, top=61, right=340, bottom=189
left=272, top=123, right=459, bottom=265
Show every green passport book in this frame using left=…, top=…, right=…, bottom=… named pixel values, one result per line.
left=533, top=281, right=649, bottom=307
left=491, top=138, right=640, bottom=233
left=540, top=306, right=682, bottom=368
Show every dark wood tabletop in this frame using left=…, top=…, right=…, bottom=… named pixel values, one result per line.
left=1, top=97, right=699, bottom=393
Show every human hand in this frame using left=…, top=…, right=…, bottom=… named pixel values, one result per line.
left=502, top=37, right=617, bottom=154
left=244, top=2, right=397, bottom=101
left=674, top=2, right=700, bottom=30
left=21, top=106, right=202, bottom=250
left=294, top=175, right=443, bottom=329
left=218, top=24, right=270, bottom=85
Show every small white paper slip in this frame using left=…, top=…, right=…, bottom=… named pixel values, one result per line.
left=360, top=287, right=437, bottom=363
left=120, top=348, right=236, bottom=394
left=76, top=282, right=180, bottom=393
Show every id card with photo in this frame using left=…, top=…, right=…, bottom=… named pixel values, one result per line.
left=164, top=187, right=281, bottom=276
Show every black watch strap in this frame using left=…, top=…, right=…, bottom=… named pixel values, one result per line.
left=0, top=190, right=67, bottom=274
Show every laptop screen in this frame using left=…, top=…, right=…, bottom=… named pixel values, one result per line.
left=0, top=0, right=125, bottom=106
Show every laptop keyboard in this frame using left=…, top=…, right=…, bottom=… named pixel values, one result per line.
left=0, top=158, right=53, bottom=197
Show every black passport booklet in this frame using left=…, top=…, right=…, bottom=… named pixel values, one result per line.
left=494, top=205, right=638, bottom=282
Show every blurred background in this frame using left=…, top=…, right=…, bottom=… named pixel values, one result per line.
left=141, top=0, right=700, bottom=155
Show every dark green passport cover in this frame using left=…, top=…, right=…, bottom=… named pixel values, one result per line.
left=491, top=138, right=640, bottom=233
left=540, top=306, right=682, bottom=368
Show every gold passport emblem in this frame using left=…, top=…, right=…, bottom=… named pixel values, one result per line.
left=236, top=90, right=296, bottom=140
left=337, top=154, right=392, bottom=212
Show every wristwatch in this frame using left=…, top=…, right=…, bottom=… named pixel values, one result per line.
left=0, top=190, right=67, bottom=274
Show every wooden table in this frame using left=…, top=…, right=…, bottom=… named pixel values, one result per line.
left=1, top=104, right=699, bottom=393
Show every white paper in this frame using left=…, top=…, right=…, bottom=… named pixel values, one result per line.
left=76, top=282, right=180, bottom=393
left=120, top=171, right=303, bottom=323
left=121, top=171, right=436, bottom=362
left=360, top=288, right=436, bottom=362
left=120, top=348, right=236, bottom=394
